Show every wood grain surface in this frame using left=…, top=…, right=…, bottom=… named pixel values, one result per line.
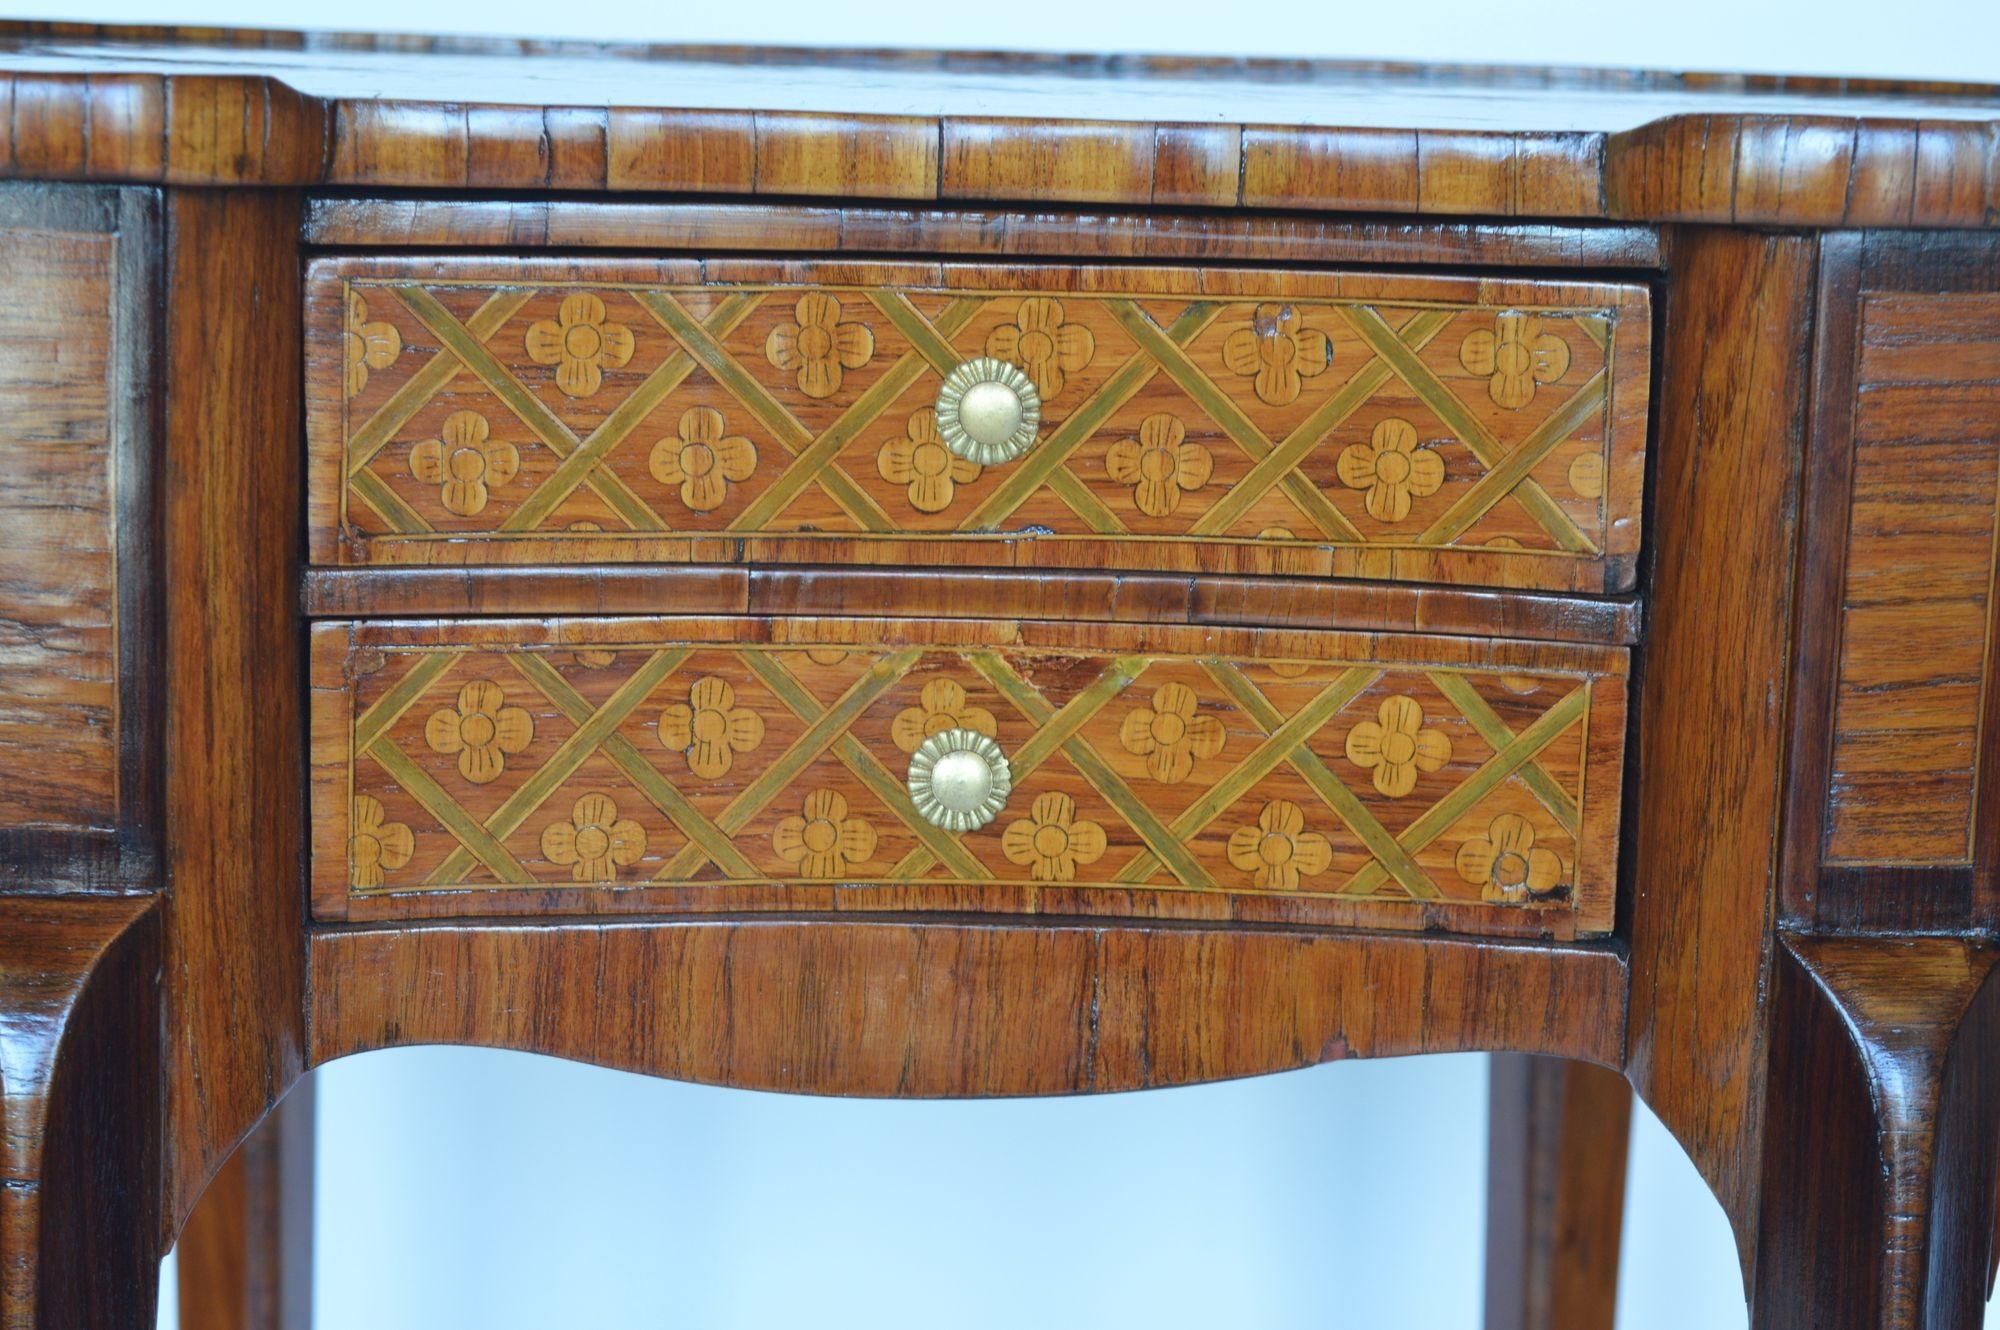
left=1484, top=1054, right=1633, bottom=1330
left=1824, top=289, right=2000, bottom=866
left=304, top=198, right=1666, bottom=270
left=1624, top=228, right=1815, bottom=1270
left=306, top=257, right=1649, bottom=591
left=176, top=1082, right=313, bottom=1330
left=308, top=918, right=1629, bottom=1094
left=302, top=565, right=1643, bottom=645
left=0, top=895, right=160, bottom=1330
left=160, top=190, right=308, bottom=1236
left=0, top=183, right=159, bottom=891
left=1754, top=936, right=2000, bottom=1329
left=310, top=616, right=1627, bottom=937
left=1786, top=232, right=2000, bottom=935
left=0, top=24, right=1995, bottom=227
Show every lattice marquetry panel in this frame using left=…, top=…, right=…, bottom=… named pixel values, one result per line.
left=310, top=617, right=1627, bottom=937
left=307, top=259, right=1650, bottom=592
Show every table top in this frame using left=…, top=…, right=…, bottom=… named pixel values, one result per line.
left=0, top=21, right=1995, bottom=227
left=6, top=26, right=1999, bottom=128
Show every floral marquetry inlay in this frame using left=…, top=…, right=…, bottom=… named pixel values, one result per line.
left=315, top=623, right=1628, bottom=938
left=410, top=411, right=516, bottom=517
left=348, top=795, right=412, bottom=890
left=316, top=263, right=1649, bottom=592
left=1118, top=682, right=1226, bottom=784
left=650, top=407, right=757, bottom=513
left=525, top=292, right=635, bottom=398
left=1221, top=302, right=1331, bottom=406
left=542, top=793, right=647, bottom=883
left=879, top=408, right=980, bottom=513
left=1456, top=813, right=1566, bottom=903
left=1345, top=696, right=1452, bottom=798
left=1106, top=413, right=1211, bottom=518
left=1568, top=453, right=1606, bottom=499
left=893, top=678, right=998, bottom=753
left=342, top=290, right=400, bottom=396
left=659, top=676, right=765, bottom=779
left=984, top=297, right=1094, bottom=400
left=1337, top=418, right=1443, bottom=523
left=423, top=679, right=534, bottom=785
left=1227, top=800, right=1332, bottom=891
left=1002, top=791, right=1107, bottom=883
left=765, top=292, right=874, bottom=398
left=774, top=789, right=878, bottom=878
left=1459, top=312, right=1572, bottom=410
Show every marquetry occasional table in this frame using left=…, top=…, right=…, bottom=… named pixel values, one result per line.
left=2, top=22, right=2000, bottom=1329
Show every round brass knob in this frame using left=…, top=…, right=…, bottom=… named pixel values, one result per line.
left=935, top=358, right=1041, bottom=465
left=907, top=728, right=1012, bottom=832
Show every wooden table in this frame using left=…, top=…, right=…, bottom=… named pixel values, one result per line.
left=0, top=22, right=1997, bottom=1329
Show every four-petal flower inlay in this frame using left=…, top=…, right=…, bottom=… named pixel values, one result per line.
left=1459, top=313, right=1571, bottom=409
left=424, top=679, right=534, bottom=785
left=1221, top=302, right=1330, bottom=406
left=879, top=408, right=980, bottom=512
left=1001, top=791, right=1107, bottom=883
left=1106, top=413, right=1212, bottom=517
left=765, top=293, right=874, bottom=398
left=774, top=789, right=877, bottom=877
left=1456, top=812, right=1565, bottom=903
left=659, top=676, right=765, bottom=779
left=1337, top=418, right=1444, bottom=523
left=984, top=297, right=1094, bottom=400
left=650, top=406, right=757, bottom=512
left=343, top=290, right=401, bottom=395
left=1344, top=695, right=1451, bottom=798
left=892, top=678, right=998, bottom=753
left=410, top=410, right=517, bottom=517
left=1226, top=799, right=1332, bottom=891
left=349, top=794, right=413, bottom=889
left=1118, top=682, right=1226, bottom=784
left=525, top=293, right=635, bottom=398
left=541, top=792, right=646, bottom=882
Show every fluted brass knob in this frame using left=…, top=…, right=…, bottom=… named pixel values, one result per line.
left=907, top=728, right=1012, bottom=832
left=935, top=358, right=1041, bottom=465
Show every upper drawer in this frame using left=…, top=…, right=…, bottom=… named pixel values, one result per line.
left=307, top=258, right=1650, bottom=591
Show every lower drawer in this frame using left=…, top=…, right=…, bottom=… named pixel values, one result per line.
left=309, top=616, right=1626, bottom=937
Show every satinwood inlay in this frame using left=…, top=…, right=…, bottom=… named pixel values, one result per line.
left=310, top=616, right=1627, bottom=937
left=307, top=258, right=1650, bottom=592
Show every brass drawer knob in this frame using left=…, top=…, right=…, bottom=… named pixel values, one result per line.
left=907, top=727, right=1013, bottom=832
left=935, top=358, right=1041, bottom=465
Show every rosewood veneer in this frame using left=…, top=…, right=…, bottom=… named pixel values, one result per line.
left=0, top=21, right=1996, bottom=1329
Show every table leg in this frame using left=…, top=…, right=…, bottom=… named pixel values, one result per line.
left=0, top=896, right=162, bottom=1330
left=177, top=1080, right=315, bottom=1330
left=1753, top=936, right=2000, bottom=1329
left=1484, top=1054, right=1633, bottom=1330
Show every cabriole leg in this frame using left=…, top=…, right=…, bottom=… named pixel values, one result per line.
left=0, top=897, right=162, bottom=1330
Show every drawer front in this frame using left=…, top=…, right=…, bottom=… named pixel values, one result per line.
left=310, top=617, right=1627, bottom=937
left=307, top=258, right=1650, bottom=592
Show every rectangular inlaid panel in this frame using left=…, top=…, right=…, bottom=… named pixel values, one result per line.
left=1825, top=291, right=2000, bottom=865
left=309, top=617, right=1628, bottom=937
left=0, top=185, right=159, bottom=888
left=306, top=258, right=1650, bottom=592
left=0, top=225, right=116, bottom=827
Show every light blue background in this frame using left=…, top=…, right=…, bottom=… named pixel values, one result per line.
left=296, top=1049, right=1749, bottom=1329
left=46, top=0, right=1992, bottom=1322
